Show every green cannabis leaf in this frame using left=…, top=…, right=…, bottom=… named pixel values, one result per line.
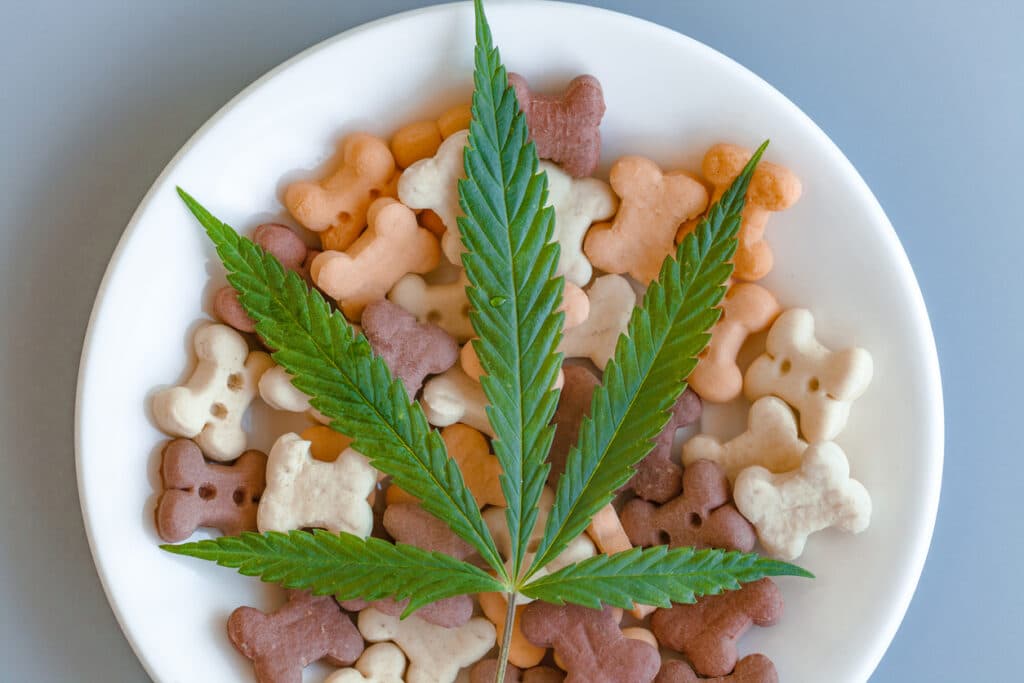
left=176, top=189, right=505, bottom=578
left=163, top=530, right=504, bottom=616
left=457, top=0, right=564, bottom=580
left=526, top=143, right=767, bottom=578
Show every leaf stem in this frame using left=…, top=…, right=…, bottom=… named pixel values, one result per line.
left=494, top=591, right=518, bottom=683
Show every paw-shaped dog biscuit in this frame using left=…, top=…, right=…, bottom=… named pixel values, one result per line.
left=559, top=274, right=636, bottom=370
left=508, top=73, right=605, bottom=178
left=155, top=439, right=266, bottom=542
left=584, top=157, right=708, bottom=283
left=734, top=441, right=871, bottom=560
left=257, top=433, right=375, bottom=536
left=326, top=642, right=406, bottom=683
left=358, top=607, right=496, bottom=683
left=311, top=197, right=440, bottom=321
left=683, top=397, right=806, bottom=483
left=541, top=161, right=618, bottom=285
left=398, top=129, right=469, bottom=264
left=153, top=323, right=272, bottom=461
left=655, top=655, right=779, bottom=683
left=389, top=273, right=475, bottom=342
left=627, top=388, right=702, bottom=503
left=422, top=366, right=493, bottom=436
left=744, top=308, right=873, bottom=442
left=362, top=299, right=459, bottom=397
left=689, top=283, right=781, bottom=403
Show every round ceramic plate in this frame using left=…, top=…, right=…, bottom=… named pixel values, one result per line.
left=76, top=2, right=943, bottom=681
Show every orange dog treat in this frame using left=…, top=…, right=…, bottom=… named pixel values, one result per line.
left=689, top=283, right=781, bottom=403
left=699, top=144, right=802, bottom=282
left=391, top=120, right=443, bottom=169
left=586, top=503, right=632, bottom=556
left=285, top=133, right=397, bottom=252
left=479, top=591, right=546, bottom=669
left=310, top=198, right=440, bottom=321
left=419, top=209, right=447, bottom=237
left=437, top=103, right=473, bottom=138
left=299, top=425, right=352, bottom=463
left=584, top=156, right=709, bottom=283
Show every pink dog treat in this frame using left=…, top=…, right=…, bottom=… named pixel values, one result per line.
left=547, top=365, right=600, bottom=485
left=155, top=439, right=266, bottom=543
left=622, top=459, right=755, bottom=552
left=361, top=299, right=459, bottom=397
left=228, top=590, right=364, bottom=683
left=471, top=660, right=566, bottom=683
left=626, top=388, right=702, bottom=503
left=213, top=286, right=256, bottom=333
left=508, top=73, right=605, bottom=178
left=655, top=655, right=779, bottom=683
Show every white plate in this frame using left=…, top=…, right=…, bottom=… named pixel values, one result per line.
left=76, top=2, right=943, bottom=681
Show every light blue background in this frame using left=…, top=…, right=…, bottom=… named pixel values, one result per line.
left=1, top=1, right=1019, bottom=680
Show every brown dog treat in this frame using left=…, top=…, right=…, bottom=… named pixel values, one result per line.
left=361, top=299, right=459, bottom=397
left=254, top=223, right=309, bottom=272
left=471, top=659, right=522, bottom=683
left=383, top=502, right=475, bottom=559
left=627, top=388, right=703, bottom=503
left=228, top=590, right=364, bottom=683
left=651, top=579, right=783, bottom=678
left=508, top=73, right=605, bottom=178
left=419, top=208, right=447, bottom=237
left=437, top=103, right=473, bottom=138
left=521, top=603, right=661, bottom=683
left=212, top=285, right=257, bottom=333
left=155, top=439, right=266, bottom=542
left=655, top=655, right=779, bottom=683
left=622, top=459, right=755, bottom=552
left=524, top=668, right=566, bottom=683
left=548, top=365, right=600, bottom=485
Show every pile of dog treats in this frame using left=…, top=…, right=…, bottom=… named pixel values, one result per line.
left=151, top=71, right=874, bottom=683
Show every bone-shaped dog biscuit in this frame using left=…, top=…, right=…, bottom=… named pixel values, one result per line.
left=257, top=433, right=376, bottom=536
left=508, top=73, right=605, bottom=178
left=627, top=387, right=702, bottom=503
left=559, top=274, right=636, bottom=370
left=733, top=441, right=871, bottom=560
left=584, top=156, right=708, bottom=283
left=744, top=308, right=873, bottom=442
left=285, top=133, right=397, bottom=252
left=389, top=273, right=475, bottom=343
left=689, top=283, right=781, bottom=403
left=655, top=654, right=779, bottom=683
left=421, top=366, right=493, bottom=436
left=683, top=397, right=807, bottom=483
left=358, top=608, right=496, bottom=683
left=311, top=197, right=440, bottom=321
left=390, top=103, right=471, bottom=169
left=153, top=323, right=272, bottom=461
left=326, top=642, right=407, bottom=683
left=541, top=161, right=618, bottom=285
left=700, top=144, right=802, bottom=282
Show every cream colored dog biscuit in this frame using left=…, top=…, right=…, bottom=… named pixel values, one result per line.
left=398, top=129, right=469, bottom=264
left=285, top=133, right=397, bottom=252
left=258, top=363, right=330, bottom=424
left=358, top=608, right=496, bottom=683
left=584, top=156, right=709, bottom=283
left=325, top=642, right=407, bottom=683
left=389, top=273, right=475, bottom=343
left=689, top=283, right=781, bottom=403
left=734, top=441, right=871, bottom=560
left=744, top=308, right=873, bottom=442
left=257, top=433, right=376, bottom=536
left=683, top=397, right=807, bottom=483
left=560, top=274, right=636, bottom=369
left=153, top=323, right=272, bottom=462
left=541, top=161, right=618, bottom=286
left=421, top=366, right=493, bottom=436
left=311, top=197, right=441, bottom=321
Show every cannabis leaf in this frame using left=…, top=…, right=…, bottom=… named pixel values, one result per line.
left=163, top=530, right=504, bottom=616
left=527, top=143, right=768, bottom=578
left=522, top=546, right=812, bottom=609
left=176, top=190, right=505, bottom=578
left=456, top=0, right=564, bottom=579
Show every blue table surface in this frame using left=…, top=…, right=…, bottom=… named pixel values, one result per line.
left=1, top=1, right=1020, bottom=680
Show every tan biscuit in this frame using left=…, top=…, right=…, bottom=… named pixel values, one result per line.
left=559, top=274, right=636, bottom=369
left=388, top=273, right=475, bottom=343
left=325, top=642, right=407, bottom=683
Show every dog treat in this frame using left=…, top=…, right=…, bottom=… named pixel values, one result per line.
left=311, top=197, right=441, bottom=321
left=389, top=273, right=475, bottom=343
left=584, top=157, right=708, bottom=283
left=285, top=133, right=397, bottom=251
left=300, top=424, right=353, bottom=462
left=622, top=459, right=755, bottom=552
left=339, top=594, right=472, bottom=630
left=155, top=439, right=266, bottom=542
left=258, top=363, right=330, bottom=424
left=541, top=161, right=618, bottom=285
left=471, top=661, right=565, bottom=683
left=547, top=365, right=600, bottom=484
left=398, top=129, right=469, bottom=264
left=438, top=103, right=473, bottom=138
left=508, top=73, right=605, bottom=178
left=478, top=592, right=546, bottom=668
left=586, top=502, right=633, bottom=556
left=683, top=397, right=806, bottom=483
left=700, top=144, right=802, bottom=282
left=421, top=366, right=493, bottom=436
left=689, top=283, right=781, bottom=403
left=383, top=502, right=475, bottom=559
left=521, top=603, right=661, bottom=683
left=627, top=388, right=703, bottom=503
left=391, top=103, right=472, bottom=169
left=358, top=607, right=496, bottom=683
left=655, top=655, right=779, bottom=683
left=559, top=274, right=636, bottom=369
left=213, top=286, right=257, bottom=333
left=744, top=308, right=873, bottom=442
left=153, top=323, right=273, bottom=461
left=228, top=590, right=364, bottom=683
left=362, top=298, right=459, bottom=397
left=326, top=642, right=407, bottom=683
left=651, top=579, right=783, bottom=678
left=734, top=441, right=871, bottom=560
left=257, top=433, right=376, bottom=536
left=622, top=626, right=660, bottom=651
